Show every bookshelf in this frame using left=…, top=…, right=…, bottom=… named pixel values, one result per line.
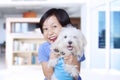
left=6, top=18, right=46, bottom=68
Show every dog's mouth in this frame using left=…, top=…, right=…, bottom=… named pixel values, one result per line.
left=67, top=46, right=73, bottom=51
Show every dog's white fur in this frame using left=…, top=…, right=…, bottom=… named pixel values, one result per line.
left=48, top=24, right=87, bottom=80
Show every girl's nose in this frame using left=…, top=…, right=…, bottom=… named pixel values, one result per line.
left=48, top=29, right=54, bottom=35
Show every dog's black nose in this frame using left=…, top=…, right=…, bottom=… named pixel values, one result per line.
left=68, top=41, right=72, bottom=44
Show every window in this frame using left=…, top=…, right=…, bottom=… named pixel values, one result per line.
left=98, top=11, right=106, bottom=48
left=110, top=11, right=120, bottom=49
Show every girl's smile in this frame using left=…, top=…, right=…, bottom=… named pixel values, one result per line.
left=43, top=15, right=62, bottom=44
left=48, top=36, right=57, bottom=42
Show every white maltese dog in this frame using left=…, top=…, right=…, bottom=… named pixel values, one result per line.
left=48, top=24, right=87, bottom=80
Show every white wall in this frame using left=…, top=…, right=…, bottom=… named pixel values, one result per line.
left=79, top=1, right=120, bottom=80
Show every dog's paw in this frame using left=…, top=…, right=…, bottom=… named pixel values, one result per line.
left=70, top=68, right=79, bottom=77
left=51, top=74, right=58, bottom=80
left=48, top=58, right=58, bottom=68
left=64, top=64, right=79, bottom=77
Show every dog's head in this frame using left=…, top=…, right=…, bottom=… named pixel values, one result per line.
left=51, top=24, right=87, bottom=57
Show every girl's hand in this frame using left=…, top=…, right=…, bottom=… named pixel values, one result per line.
left=64, top=54, right=80, bottom=79
left=64, top=54, right=78, bottom=65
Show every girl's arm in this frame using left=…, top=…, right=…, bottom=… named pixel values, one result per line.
left=41, top=62, right=54, bottom=80
left=64, top=54, right=80, bottom=71
left=41, top=52, right=59, bottom=80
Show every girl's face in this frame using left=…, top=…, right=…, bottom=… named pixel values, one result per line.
left=42, top=15, right=62, bottom=44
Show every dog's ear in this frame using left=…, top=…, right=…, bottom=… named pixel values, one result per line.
left=77, top=30, right=87, bottom=56
left=78, top=30, right=87, bottom=47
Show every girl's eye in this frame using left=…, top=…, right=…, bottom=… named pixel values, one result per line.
left=43, top=28, right=48, bottom=31
left=53, top=25, right=57, bottom=28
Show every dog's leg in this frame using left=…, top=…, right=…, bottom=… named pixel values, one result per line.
left=51, top=74, right=58, bottom=80
left=48, top=58, right=58, bottom=68
left=64, top=64, right=79, bottom=77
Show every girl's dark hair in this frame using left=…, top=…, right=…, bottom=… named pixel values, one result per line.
left=39, top=8, right=72, bottom=33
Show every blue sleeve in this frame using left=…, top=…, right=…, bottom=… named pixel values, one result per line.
left=38, top=44, right=49, bottom=63
left=78, top=76, right=81, bottom=80
left=79, top=53, right=85, bottom=62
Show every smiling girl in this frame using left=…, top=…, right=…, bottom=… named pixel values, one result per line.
left=38, top=8, right=85, bottom=80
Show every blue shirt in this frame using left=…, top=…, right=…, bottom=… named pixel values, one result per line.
left=38, top=42, right=85, bottom=80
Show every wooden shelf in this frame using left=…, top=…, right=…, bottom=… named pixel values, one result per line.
left=6, top=18, right=45, bottom=68
left=11, top=33, right=44, bottom=39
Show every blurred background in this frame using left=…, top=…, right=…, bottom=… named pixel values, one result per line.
left=0, top=0, right=120, bottom=80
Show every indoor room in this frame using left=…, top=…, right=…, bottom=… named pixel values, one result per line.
left=0, top=0, right=120, bottom=80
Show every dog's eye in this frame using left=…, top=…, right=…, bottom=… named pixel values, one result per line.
left=73, top=36, right=77, bottom=39
left=54, top=49, right=59, bottom=53
left=64, top=36, right=67, bottom=38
